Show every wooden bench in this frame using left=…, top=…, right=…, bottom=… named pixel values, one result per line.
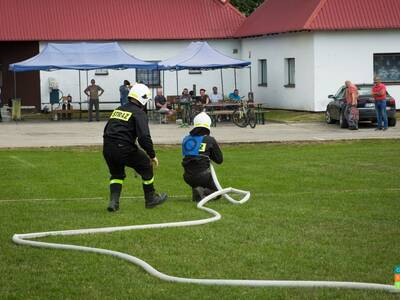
left=207, top=110, right=234, bottom=127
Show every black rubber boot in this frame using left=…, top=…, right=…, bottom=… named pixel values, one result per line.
left=192, top=187, right=205, bottom=202
left=145, top=191, right=168, bottom=209
left=203, top=188, right=221, bottom=200
left=107, top=194, right=120, bottom=212
left=107, top=183, right=122, bottom=212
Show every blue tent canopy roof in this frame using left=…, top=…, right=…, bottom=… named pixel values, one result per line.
left=158, top=42, right=251, bottom=70
left=9, top=42, right=156, bottom=72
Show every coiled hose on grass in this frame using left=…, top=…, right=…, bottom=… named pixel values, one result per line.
left=12, top=165, right=398, bottom=293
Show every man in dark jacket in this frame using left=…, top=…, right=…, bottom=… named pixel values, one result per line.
left=103, top=83, right=167, bottom=212
left=182, top=112, right=223, bottom=202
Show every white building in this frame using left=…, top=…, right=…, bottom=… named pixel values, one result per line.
left=236, top=0, right=400, bottom=111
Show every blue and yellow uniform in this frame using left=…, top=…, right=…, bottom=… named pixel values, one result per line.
left=182, top=126, right=223, bottom=202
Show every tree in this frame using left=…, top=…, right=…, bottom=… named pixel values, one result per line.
left=230, top=0, right=264, bottom=16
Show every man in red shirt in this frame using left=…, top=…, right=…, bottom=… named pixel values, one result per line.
left=345, top=80, right=359, bottom=130
left=371, top=77, right=388, bottom=130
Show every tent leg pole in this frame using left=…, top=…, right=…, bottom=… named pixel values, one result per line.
left=234, top=68, right=237, bottom=90
left=79, top=71, right=82, bottom=120
left=220, top=69, right=224, bottom=99
left=176, top=70, right=178, bottom=96
left=13, top=71, right=16, bottom=100
left=162, top=70, right=165, bottom=96
left=249, top=66, right=253, bottom=93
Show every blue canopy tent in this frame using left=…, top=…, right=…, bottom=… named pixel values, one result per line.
left=158, top=41, right=251, bottom=97
left=9, top=42, right=156, bottom=115
left=9, top=42, right=156, bottom=71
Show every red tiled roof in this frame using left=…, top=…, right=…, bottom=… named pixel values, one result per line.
left=0, top=0, right=245, bottom=41
left=235, top=0, right=400, bottom=37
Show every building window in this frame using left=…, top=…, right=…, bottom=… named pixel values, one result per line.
left=95, top=69, right=109, bottom=75
left=284, top=58, right=295, bottom=87
left=258, top=59, right=267, bottom=86
left=374, top=53, right=400, bottom=83
left=136, top=62, right=160, bottom=87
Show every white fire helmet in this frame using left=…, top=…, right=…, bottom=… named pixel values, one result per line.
left=193, top=112, right=212, bottom=130
left=128, top=83, right=151, bottom=106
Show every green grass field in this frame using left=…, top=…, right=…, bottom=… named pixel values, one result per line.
left=265, top=110, right=325, bottom=123
left=0, top=140, right=399, bottom=299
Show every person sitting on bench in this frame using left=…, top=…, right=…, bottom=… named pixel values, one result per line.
left=62, top=95, right=73, bottom=120
left=154, top=89, right=175, bottom=122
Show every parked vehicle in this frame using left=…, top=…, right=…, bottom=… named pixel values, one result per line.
left=325, top=84, right=396, bottom=128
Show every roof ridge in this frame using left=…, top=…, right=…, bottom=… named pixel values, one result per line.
left=233, top=0, right=269, bottom=37
left=215, top=0, right=246, bottom=19
left=303, top=0, right=328, bottom=29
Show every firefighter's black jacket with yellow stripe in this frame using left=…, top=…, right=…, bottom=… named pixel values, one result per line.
left=103, top=101, right=155, bottom=158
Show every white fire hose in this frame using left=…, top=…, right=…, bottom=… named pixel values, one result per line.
left=12, top=165, right=398, bottom=293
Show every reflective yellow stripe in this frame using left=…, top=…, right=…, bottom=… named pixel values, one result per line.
left=143, top=177, right=154, bottom=185
left=110, top=179, right=124, bottom=185
left=128, top=91, right=139, bottom=100
left=110, top=110, right=132, bottom=121
left=194, top=122, right=210, bottom=129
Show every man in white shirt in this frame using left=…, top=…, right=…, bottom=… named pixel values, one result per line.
left=209, top=86, right=223, bottom=103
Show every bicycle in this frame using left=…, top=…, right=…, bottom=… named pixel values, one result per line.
left=232, top=99, right=257, bottom=128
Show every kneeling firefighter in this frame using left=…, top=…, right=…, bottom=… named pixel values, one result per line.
left=103, top=83, right=167, bottom=211
left=182, top=112, right=223, bottom=202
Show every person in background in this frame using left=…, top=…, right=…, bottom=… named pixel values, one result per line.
left=180, top=88, right=192, bottom=125
left=119, top=80, right=131, bottom=106
left=84, top=79, right=104, bottom=122
left=180, top=88, right=192, bottom=103
left=210, top=86, right=223, bottom=103
left=228, top=89, right=241, bottom=101
left=154, top=88, right=175, bottom=117
left=198, top=88, right=210, bottom=107
left=181, top=112, right=223, bottom=202
left=62, top=94, right=73, bottom=120
left=344, top=80, right=359, bottom=130
left=371, top=77, right=388, bottom=131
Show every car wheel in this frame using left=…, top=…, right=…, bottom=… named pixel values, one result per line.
left=325, top=110, right=335, bottom=124
left=339, top=110, right=348, bottom=128
left=388, top=118, right=397, bottom=127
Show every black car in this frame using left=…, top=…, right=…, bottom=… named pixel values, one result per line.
left=325, top=84, right=396, bottom=127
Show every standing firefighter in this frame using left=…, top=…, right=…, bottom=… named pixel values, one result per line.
left=103, top=83, right=167, bottom=212
left=182, top=112, right=223, bottom=202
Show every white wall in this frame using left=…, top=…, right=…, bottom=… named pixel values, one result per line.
left=314, top=30, right=400, bottom=111
left=240, top=32, right=316, bottom=111
left=39, top=40, right=242, bottom=110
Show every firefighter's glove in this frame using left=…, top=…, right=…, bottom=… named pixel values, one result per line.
left=151, top=157, right=159, bottom=168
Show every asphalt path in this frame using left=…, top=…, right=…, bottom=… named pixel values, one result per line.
left=0, top=120, right=399, bottom=148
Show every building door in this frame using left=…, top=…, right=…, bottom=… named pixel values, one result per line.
left=0, top=42, right=40, bottom=109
